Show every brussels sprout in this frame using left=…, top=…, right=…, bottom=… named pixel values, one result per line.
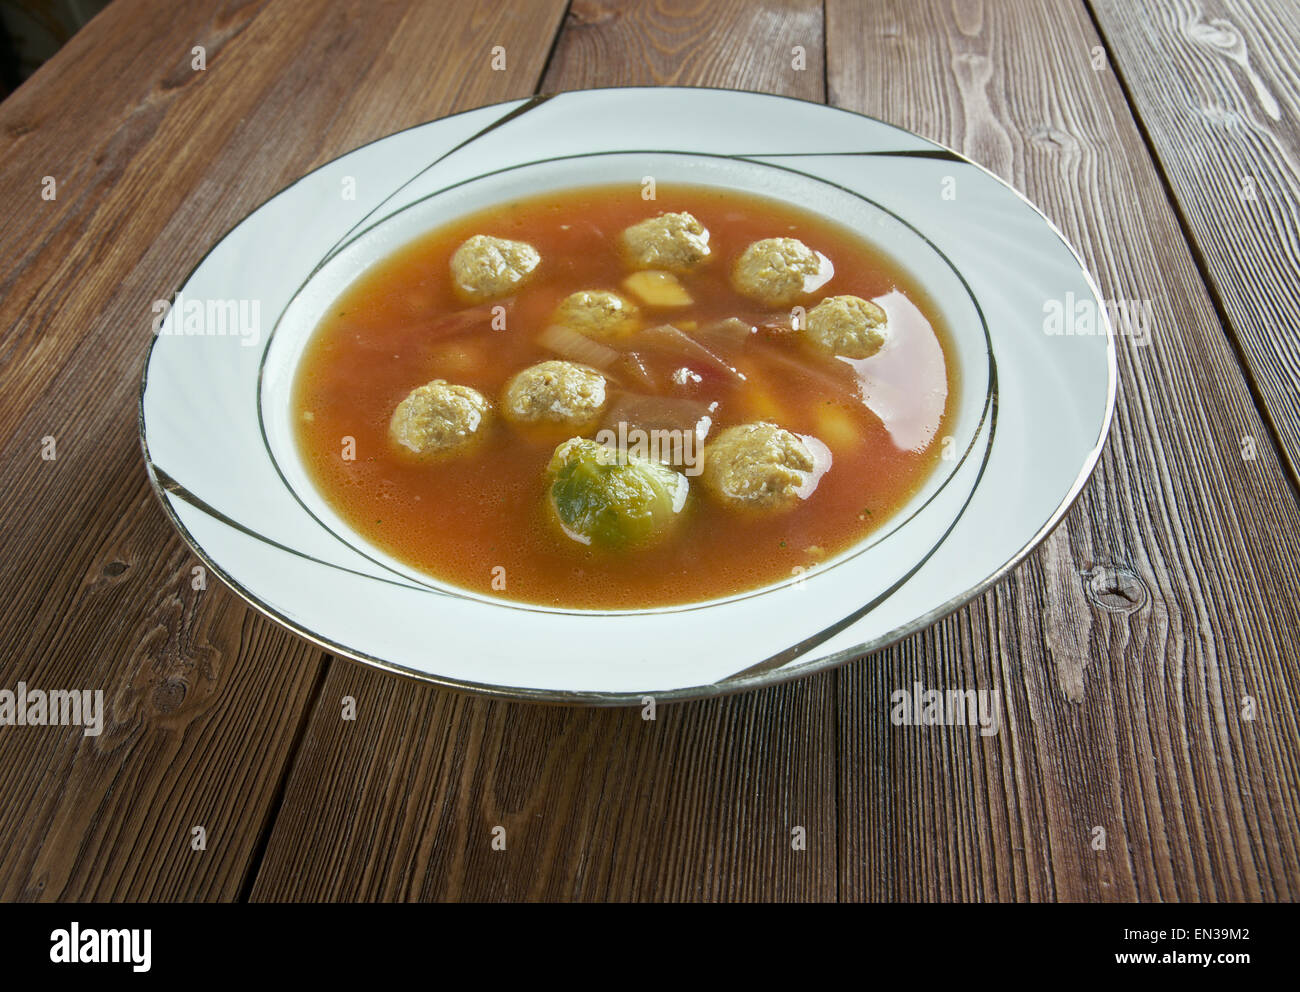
left=546, top=437, right=688, bottom=548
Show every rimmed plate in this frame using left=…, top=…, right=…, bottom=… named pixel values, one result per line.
left=139, top=87, right=1116, bottom=704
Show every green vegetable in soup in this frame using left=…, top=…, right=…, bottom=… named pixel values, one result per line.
left=546, top=437, right=688, bottom=548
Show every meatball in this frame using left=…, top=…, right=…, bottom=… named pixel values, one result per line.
left=805, top=295, right=889, bottom=359
left=553, top=289, right=640, bottom=339
left=621, top=211, right=711, bottom=273
left=702, top=422, right=815, bottom=510
left=449, top=234, right=540, bottom=301
left=732, top=237, right=832, bottom=306
left=501, top=360, right=607, bottom=431
left=389, top=379, right=492, bottom=456
left=546, top=437, right=689, bottom=548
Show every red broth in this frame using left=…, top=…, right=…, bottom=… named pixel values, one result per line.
left=292, top=184, right=957, bottom=609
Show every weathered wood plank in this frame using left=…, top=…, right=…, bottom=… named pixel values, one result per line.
left=828, top=0, right=1300, bottom=901
left=1090, top=0, right=1300, bottom=486
left=545, top=0, right=823, bottom=97
left=0, top=0, right=568, bottom=900
left=252, top=664, right=837, bottom=901
left=248, top=0, right=839, bottom=902
left=11, top=0, right=1295, bottom=904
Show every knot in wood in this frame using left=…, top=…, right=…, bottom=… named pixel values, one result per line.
left=1027, top=124, right=1077, bottom=151
left=1083, top=564, right=1148, bottom=614
left=569, top=0, right=614, bottom=28
left=152, top=677, right=187, bottom=714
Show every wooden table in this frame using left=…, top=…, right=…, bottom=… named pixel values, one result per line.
left=2, top=0, right=1297, bottom=902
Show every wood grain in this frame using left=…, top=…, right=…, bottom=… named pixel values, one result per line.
left=546, top=0, right=823, bottom=98
left=0, top=0, right=327, bottom=904
left=251, top=664, right=837, bottom=901
left=4, top=0, right=1298, bottom=904
left=827, top=0, right=1300, bottom=900
left=1090, top=0, right=1300, bottom=487
left=247, top=0, right=840, bottom=902
left=0, top=0, right=569, bottom=900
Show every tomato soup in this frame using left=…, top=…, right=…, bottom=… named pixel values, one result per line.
left=291, top=184, right=956, bottom=609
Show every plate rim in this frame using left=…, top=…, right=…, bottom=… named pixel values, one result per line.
left=138, top=85, right=1118, bottom=706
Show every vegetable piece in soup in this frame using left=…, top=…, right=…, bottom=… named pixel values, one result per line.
left=547, top=437, right=689, bottom=548
left=622, top=270, right=693, bottom=308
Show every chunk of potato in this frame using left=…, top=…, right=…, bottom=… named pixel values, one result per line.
left=816, top=402, right=860, bottom=451
left=622, top=270, right=693, bottom=308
